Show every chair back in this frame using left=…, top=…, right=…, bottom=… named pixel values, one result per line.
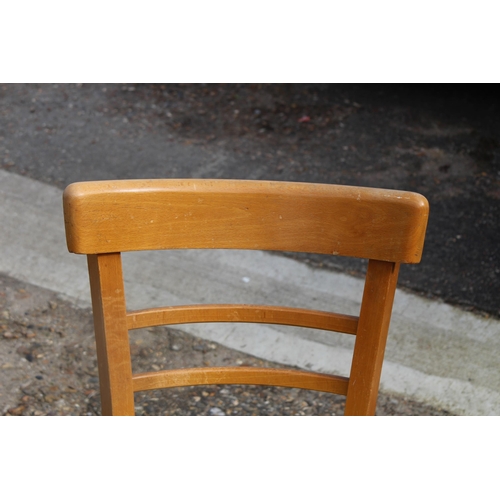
left=63, top=179, right=429, bottom=415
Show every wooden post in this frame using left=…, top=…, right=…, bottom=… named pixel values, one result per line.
left=87, top=253, right=135, bottom=415
left=345, top=260, right=400, bottom=416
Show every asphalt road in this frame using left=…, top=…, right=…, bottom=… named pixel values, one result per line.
left=1, top=83, right=499, bottom=316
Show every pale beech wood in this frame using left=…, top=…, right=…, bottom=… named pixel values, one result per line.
left=63, top=179, right=429, bottom=416
left=344, top=260, right=400, bottom=416
left=87, top=253, right=135, bottom=416
left=132, top=367, right=349, bottom=395
left=64, top=179, right=429, bottom=263
left=127, top=304, right=359, bottom=334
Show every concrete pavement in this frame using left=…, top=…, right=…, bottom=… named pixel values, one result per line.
left=1, top=168, right=499, bottom=415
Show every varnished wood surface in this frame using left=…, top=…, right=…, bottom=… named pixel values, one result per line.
left=64, top=179, right=429, bottom=263
left=127, top=304, right=359, bottom=334
left=132, top=366, right=349, bottom=395
left=87, top=253, right=135, bottom=416
left=63, top=179, right=429, bottom=415
left=344, top=260, right=400, bottom=416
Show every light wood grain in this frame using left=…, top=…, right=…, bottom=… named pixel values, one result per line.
left=127, top=304, right=359, bottom=334
left=132, top=366, right=349, bottom=395
left=344, top=260, right=400, bottom=416
left=63, top=179, right=429, bottom=416
left=87, top=253, right=135, bottom=416
left=64, top=179, right=428, bottom=263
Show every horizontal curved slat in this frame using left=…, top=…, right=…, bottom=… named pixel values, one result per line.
left=126, top=304, right=359, bottom=334
left=132, top=366, right=349, bottom=395
left=63, top=179, right=429, bottom=262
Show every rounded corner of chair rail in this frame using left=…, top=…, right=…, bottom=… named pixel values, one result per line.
left=410, top=192, right=430, bottom=212
left=63, top=182, right=88, bottom=202
left=402, top=245, right=426, bottom=264
left=65, top=238, right=90, bottom=255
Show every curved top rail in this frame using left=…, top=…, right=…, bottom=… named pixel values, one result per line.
left=63, top=179, right=428, bottom=262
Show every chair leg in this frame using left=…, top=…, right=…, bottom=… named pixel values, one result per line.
left=344, top=260, right=400, bottom=416
left=88, top=253, right=135, bottom=416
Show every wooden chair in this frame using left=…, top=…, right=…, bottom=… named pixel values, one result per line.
left=63, top=179, right=429, bottom=416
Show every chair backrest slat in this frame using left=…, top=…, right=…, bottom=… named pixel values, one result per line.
left=64, top=179, right=428, bottom=263
left=126, top=304, right=359, bottom=334
left=132, top=367, right=350, bottom=395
